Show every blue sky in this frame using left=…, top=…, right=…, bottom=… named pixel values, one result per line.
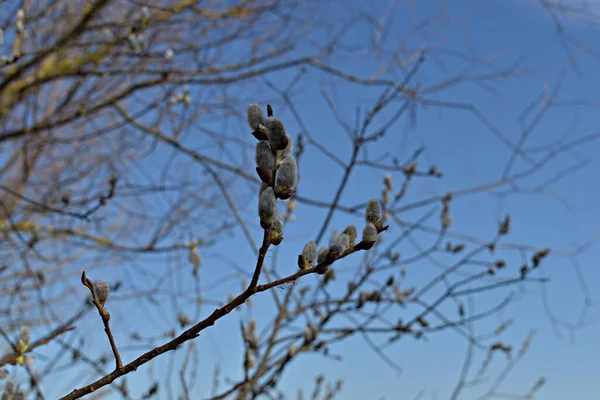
left=18, top=1, right=600, bottom=399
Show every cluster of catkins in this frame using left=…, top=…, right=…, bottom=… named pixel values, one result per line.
left=298, top=199, right=384, bottom=274
left=248, top=104, right=297, bottom=245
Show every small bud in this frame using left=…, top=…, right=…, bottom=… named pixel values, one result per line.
left=244, top=348, right=255, bottom=370
left=298, top=241, right=317, bottom=269
left=182, top=86, right=191, bottom=105
left=258, top=187, right=277, bottom=227
left=490, top=342, right=512, bottom=359
left=18, top=327, right=29, bottom=352
left=428, top=165, right=441, bottom=176
left=317, top=247, right=329, bottom=264
left=362, top=223, right=378, bottom=245
left=384, top=174, right=393, bottom=190
left=188, top=246, right=202, bottom=268
left=532, top=248, right=550, bottom=267
left=499, top=215, right=510, bottom=235
left=365, top=199, right=382, bottom=229
left=442, top=215, right=452, bottom=228
left=403, top=162, right=417, bottom=176
left=275, top=156, right=297, bottom=196
left=342, top=225, right=357, bottom=247
left=164, top=48, right=174, bottom=59
left=288, top=345, right=298, bottom=357
left=247, top=104, right=266, bottom=131
left=520, top=264, right=528, bottom=279
left=304, top=324, right=318, bottom=342
left=265, top=117, right=289, bottom=151
left=95, top=280, right=110, bottom=307
left=347, top=281, right=356, bottom=293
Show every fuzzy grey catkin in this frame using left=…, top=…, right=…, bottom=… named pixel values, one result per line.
left=247, top=104, right=266, bottom=131
left=265, top=117, right=288, bottom=150
left=256, top=141, right=275, bottom=170
left=276, top=156, right=297, bottom=191
left=330, top=233, right=349, bottom=256
left=362, top=223, right=377, bottom=243
left=95, top=280, right=110, bottom=307
left=258, top=187, right=277, bottom=221
left=365, top=199, right=382, bottom=225
left=300, top=241, right=317, bottom=268
left=342, top=225, right=357, bottom=246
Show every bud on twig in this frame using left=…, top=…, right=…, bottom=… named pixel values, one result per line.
left=384, top=174, right=393, bottom=190
left=361, top=223, right=378, bottom=248
left=499, top=215, right=510, bottom=235
left=258, top=187, right=277, bottom=229
left=328, top=233, right=349, bottom=263
left=275, top=156, right=297, bottom=199
left=265, top=117, right=289, bottom=151
left=365, top=199, right=382, bottom=230
left=95, top=280, right=110, bottom=307
left=520, top=264, right=528, bottom=279
left=298, top=241, right=317, bottom=269
left=342, top=225, right=357, bottom=247
left=247, top=104, right=266, bottom=132
left=255, top=141, right=275, bottom=183
left=532, top=248, right=550, bottom=267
